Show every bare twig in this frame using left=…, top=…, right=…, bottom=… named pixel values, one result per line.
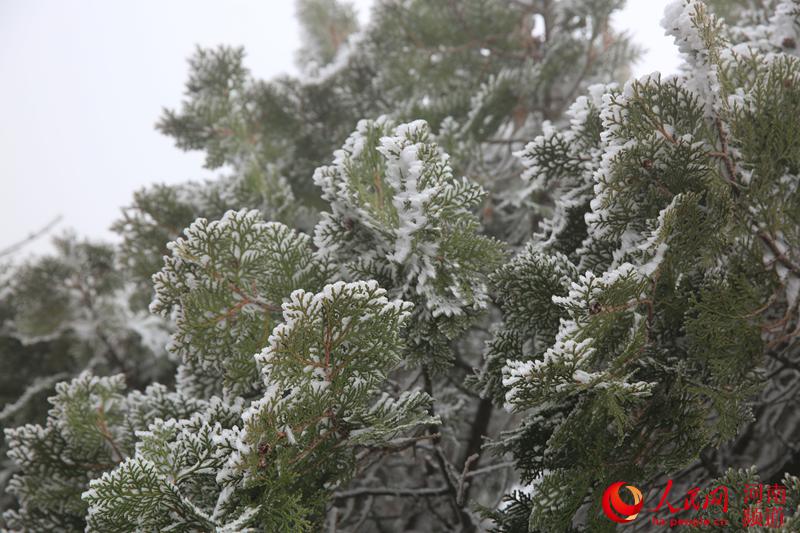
left=758, top=231, right=800, bottom=277
left=96, top=403, right=125, bottom=462
left=709, top=117, right=742, bottom=192
left=353, top=433, right=440, bottom=454
left=334, top=486, right=451, bottom=499
left=422, top=367, right=478, bottom=531
left=465, top=460, right=516, bottom=479
left=0, top=215, right=63, bottom=258
left=456, top=453, right=480, bottom=506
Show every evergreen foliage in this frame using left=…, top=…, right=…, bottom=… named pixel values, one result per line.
left=3, top=0, right=799, bottom=532
left=481, top=0, right=800, bottom=530
left=7, top=205, right=437, bottom=530
left=0, top=237, right=173, bottom=513
left=313, top=117, right=505, bottom=366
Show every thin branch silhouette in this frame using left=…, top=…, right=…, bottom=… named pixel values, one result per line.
left=0, top=215, right=63, bottom=258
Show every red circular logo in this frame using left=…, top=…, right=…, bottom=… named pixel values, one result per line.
left=602, top=481, right=644, bottom=523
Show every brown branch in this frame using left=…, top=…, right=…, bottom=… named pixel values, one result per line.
left=758, top=231, right=800, bottom=277
left=767, top=325, right=800, bottom=349
left=713, top=117, right=740, bottom=188
left=96, top=404, right=125, bottom=462
left=456, top=453, right=480, bottom=506
left=206, top=270, right=281, bottom=313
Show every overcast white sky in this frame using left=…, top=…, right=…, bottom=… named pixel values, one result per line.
left=0, top=0, right=681, bottom=257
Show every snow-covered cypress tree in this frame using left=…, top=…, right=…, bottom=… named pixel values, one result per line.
left=3, top=113, right=501, bottom=530
left=13, top=0, right=800, bottom=531
left=481, top=1, right=800, bottom=530
left=2, top=1, right=638, bottom=529
left=0, top=237, right=173, bottom=514
left=107, top=5, right=635, bottom=524
left=295, top=0, right=360, bottom=73
left=4, top=207, right=439, bottom=531
left=120, top=0, right=636, bottom=279
left=313, top=117, right=504, bottom=367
